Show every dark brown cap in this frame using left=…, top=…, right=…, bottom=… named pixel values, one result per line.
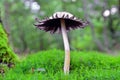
left=34, top=12, right=89, bottom=33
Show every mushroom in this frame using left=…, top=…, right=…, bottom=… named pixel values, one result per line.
left=34, top=12, right=88, bottom=74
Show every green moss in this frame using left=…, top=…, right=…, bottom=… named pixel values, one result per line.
left=0, top=23, right=17, bottom=65
left=1, top=50, right=120, bottom=80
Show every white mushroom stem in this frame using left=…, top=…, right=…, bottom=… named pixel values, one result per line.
left=60, top=19, right=70, bottom=74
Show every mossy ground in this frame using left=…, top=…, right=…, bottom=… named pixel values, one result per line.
left=1, top=50, right=120, bottom=80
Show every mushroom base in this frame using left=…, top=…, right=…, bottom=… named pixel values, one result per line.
left=64, top=50, right=70, bottom=74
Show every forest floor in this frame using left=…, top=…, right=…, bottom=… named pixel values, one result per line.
left=0, top=50, right=120, bottom=80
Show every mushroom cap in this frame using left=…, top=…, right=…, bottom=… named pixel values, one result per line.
left=34, top=12, right=89, bottom=33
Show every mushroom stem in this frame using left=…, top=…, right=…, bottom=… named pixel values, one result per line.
left=60, top=19, right=70, bottom=74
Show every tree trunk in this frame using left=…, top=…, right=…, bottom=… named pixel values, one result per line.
left=82, top=0, right=107, bottom=52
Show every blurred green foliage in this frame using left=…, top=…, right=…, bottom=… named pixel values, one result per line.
left=0, top=0, right=120, bottom=53
left=1, top=50, right=120, bottom=80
